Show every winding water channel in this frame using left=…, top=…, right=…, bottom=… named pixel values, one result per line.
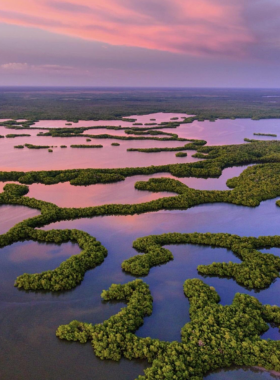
left=1, top=114, right=280, bottom=379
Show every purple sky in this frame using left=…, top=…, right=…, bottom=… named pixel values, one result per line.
left=0, top=0, right=280, bottom=87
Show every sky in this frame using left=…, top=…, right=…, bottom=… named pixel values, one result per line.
left=0, top=0, right=280, bottom=87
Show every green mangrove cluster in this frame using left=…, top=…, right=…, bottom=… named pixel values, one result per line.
left=127, top=140, right=206, bottom=153
left=3, top=139, right=280, bottom=186
left=0, top=184, right=108, bottom=291
left=2, top=163, right=280, bottom=291
left=6, top=133, right=31, bottom=138
left=70, top=144, right=103, bottom=148
left=56, top=278, right=280, bottom=380
left=25, top=143, right=52, bottom=149
left=122, top=232, right=280, bottom=289
left=176, top=152, right=187, bottom=157
left=254, top=133, right=277, bottom=137
left=1, top=144, right=280, bottom=378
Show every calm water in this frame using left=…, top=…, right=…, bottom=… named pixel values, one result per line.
left=0, top=205, right=40, bottom=235
left=22, top=166, right=248, bottom=208
left=1, top=115, right=280, bottom=171
left=0, top=113, right=279, bottom=380
left=32, top=113, right=192, bottom=129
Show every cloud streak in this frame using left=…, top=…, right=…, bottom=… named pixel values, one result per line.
left=0, top=62, right=82, bottom=74
left=0, top=0, right=264, bottom=59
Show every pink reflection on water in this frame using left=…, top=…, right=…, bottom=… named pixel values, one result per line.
left=164, top=118, right=280, bottom=145
left=0, top=132, right=199, bottom=170
left=0, top=205, right=40, bottom=235
left=27, top=174, right=176, bottom=208
left=8, top=241, right=79, bottom=263
left=26, top=165, right=249, bottom=208
left=32, top=113, right=192, bottom=129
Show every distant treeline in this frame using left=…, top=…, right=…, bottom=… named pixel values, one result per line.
left=1, top=88, right=280, bottom=120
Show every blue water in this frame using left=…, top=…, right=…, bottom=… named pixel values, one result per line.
left=0, top=115, right=280, bottom=379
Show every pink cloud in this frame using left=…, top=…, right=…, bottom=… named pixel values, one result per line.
left=0, top=0, right=255, bottom=58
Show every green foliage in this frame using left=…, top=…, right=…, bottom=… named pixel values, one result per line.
left=14, top=229, right=107, bottom=291
left=14, top=145, right=24, bottom=149
left=176, top=152, right=187, bottom=157
left=2, top=167, right=280, bottom=291
left=0, top=183, right=108, bottom=292
left=5, top=140, right=280, bottom=187
left=2, top=88, right=280, bottom=120
left=254, top=133, right=277, bottom=137
left=57, top=279, right=280, bottom=379
left=0, top=169, right=126, bottom=186
left=111, top=143, right=120, bottom=146
left=2, top=162, right=280, bottom=291
left=127, top=140, right=206, bottom=153
left=48, top=149, right=53, bottom=153
left=60, top=145, right=67, bottom=148
left=3, top=183, right=29, bottom=196
left=70, top=144, right=103, bottom=148
left=38, top=126, right=187, bottom=142
left=123, top=232, right=280, bottom=288
left=6, top=134, right=31, bottom=138
left=125, top=129, right=174, bottom=137
left=122, top=118, right=137, bottom=122
left=25, top=143, right=51, bottom=149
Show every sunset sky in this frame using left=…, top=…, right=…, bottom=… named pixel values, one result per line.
left=0, top=0, right=279, bottom=87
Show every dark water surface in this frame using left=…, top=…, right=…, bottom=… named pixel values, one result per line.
left=0, top=114, right=279, bottom=380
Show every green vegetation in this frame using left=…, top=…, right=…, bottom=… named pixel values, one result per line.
left=0, top=135, right=4, bottom=138
left=127, top=140, right=206, bottom=153
left=14, top=229, right=107, bottom=291
left=86, top=138, right=91, bottom=142
left=122, top=118, right=136, bottom=122
left=48, top=149, right=53, bottom=152
left=60, top=145, right=67, bottom=148
left=0, top=88, right=280, bottom=120
left=2, top=141, right=280, bottom=194
left=0, top=184, right=108, bottom=291
left=14, top=143, right=55, bottom=149
left=3, top=183, right=29, bottom=196
left=2, top=163, right=280, bottom=291
left=1, top=146, right=280, bottom=380
left=39, top=129, right=188, bottom=142
left=176, top=152, right=187, bottom=157
left=122, top=232, right=280, bottom=288
left=254, top=133, right=277, bottom=137
left=25, top=143, right=51, bottom=149
left=124, top=130, right=174, bottom=137
left=2, top=98, right=280, bottom=378
left=56, top=278, right=280, bottom=380
left=111, top=143, right=120, bottom=146
left=70, top=144, right=103, bottom=148
left=2, top=88, right=280, bottom=121
left=6, top=134, right=31, bottom=138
